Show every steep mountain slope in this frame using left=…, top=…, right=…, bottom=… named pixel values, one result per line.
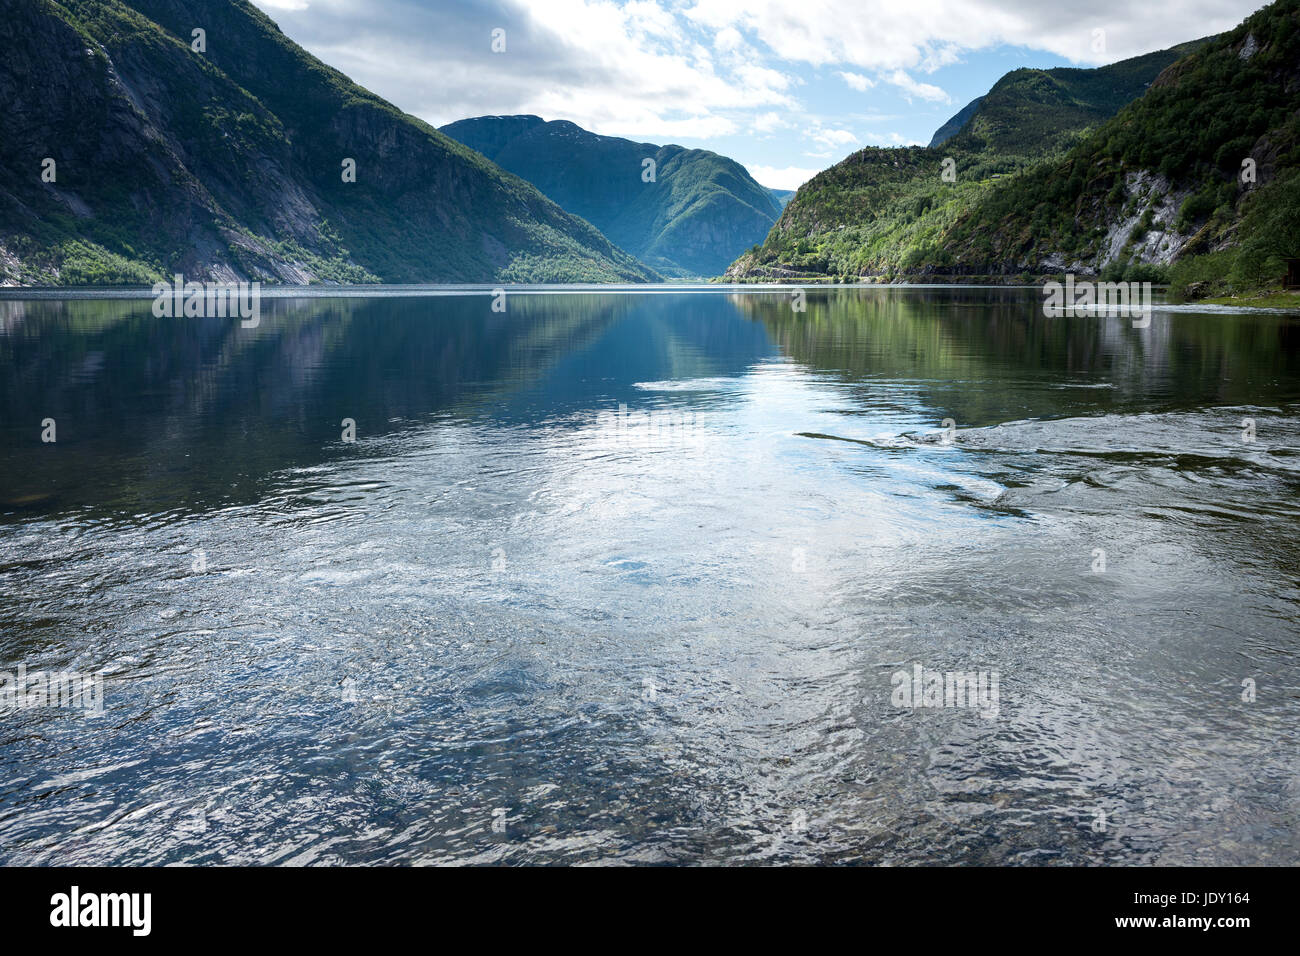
left=0, top=0, right=656, bottom=285
left=939, top=0, right=1300, bottom=295
left=953, top=43, right=1204, bottom=155
left=929, top=97, right=982, bottom=147
left=441, top=115, right=783, bottom=277
left=727, top=38, right=1204, bottom=281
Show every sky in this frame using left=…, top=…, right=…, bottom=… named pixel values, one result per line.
left=250, top=0, right=1269, bottom=189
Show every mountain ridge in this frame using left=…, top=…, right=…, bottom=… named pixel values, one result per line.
left=441, top=114, right=783, bottom=277
left=935, top=0, right=1300, bottom=295
left=726, top=34, right=1212, bottom=282
left=929, top=97, right=982, bottom=148
left=0, top=0, right=657, bottom=285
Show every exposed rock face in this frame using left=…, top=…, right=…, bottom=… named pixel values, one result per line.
left=1096, top=172, right=1193, bottom=267
left=0, top=0, right=657, bottom=285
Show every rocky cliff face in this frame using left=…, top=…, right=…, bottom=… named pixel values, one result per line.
left=0, top=0, right=657, bottom=285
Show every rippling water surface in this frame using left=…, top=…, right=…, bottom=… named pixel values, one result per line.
left=1, top=287, right=1298, bottom=865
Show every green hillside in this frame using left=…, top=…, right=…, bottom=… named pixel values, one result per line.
left=0, top=0, right=657, bottom=285
left=442, top=115, right=783, bottom=277
left=726, top=36, right=1206, bottom=282
left=940, top=0, right=1300, bottom=298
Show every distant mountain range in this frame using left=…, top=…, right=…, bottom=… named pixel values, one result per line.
left=768, top=188, right=796, bottom=208
left=5, top=0, right=1295, bottom=294
left=0, top=0, right=655, bottom=285
left=729, top=0, right=1300, bottom=297
left=441, top=115, right=783, bottom=277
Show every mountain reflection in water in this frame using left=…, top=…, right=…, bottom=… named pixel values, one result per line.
left=1, top=287, right=1298, bottom=865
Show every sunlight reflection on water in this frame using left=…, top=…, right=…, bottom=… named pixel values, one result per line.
left=1, top=288, right=1298, bottom=864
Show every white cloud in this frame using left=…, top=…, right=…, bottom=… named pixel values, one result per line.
left=248, top=0, right=1267, bottom=174
left=683, top=0, right=1262, bottom=67
left=919, top=43, right=963, bottom=73
left=713, top=25, right=745, bottom=51
left=808, top=125, right=859, bottom=149
left=599, top=114, right=741, bottom=139
left=745, top=164, right=823, bottom=190
left=498, top=0, right=798, bottom=126
left=884, top=69, right=950, bottom=104
left=837, top=71, right=875, bottom=92
left=862, top=131, right=924, bottom=146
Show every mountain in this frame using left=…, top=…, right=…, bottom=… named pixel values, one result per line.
left=928, top=97, right=982, bottom=148
left=769, top=188, right=796, bottom=208
left=727, top=36, right=1207, bottom=282
left=0, top=0, right=656, bottom=285
left=949, top=42, right=1205, bottom=155
left=937, top=0, right=1300, bottom=297
left=441, top=115, right=783, bottom=277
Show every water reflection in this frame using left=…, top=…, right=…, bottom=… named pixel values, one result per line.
left=1, top=289, right=1297, bottom=865
left=0, top=294, right=773, bottom=516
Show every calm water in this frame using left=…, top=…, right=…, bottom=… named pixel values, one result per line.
left=1, top=287, right=1298, bottom=865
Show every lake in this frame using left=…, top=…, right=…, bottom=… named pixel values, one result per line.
left=1, top=286, right=1298, bottom=865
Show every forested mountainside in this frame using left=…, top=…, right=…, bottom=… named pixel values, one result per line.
left=443, top=115, right=783, bottom=278
left=725, top=32, right=1226, bottom=284
left=0, top=0, right=656, bottom=285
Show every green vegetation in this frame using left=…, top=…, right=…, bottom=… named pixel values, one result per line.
left=441, top=116, right=783, bottom=277
left=1201, top=291, right=1300, bottom=307
left=730, top=0, right=1300, bottom=298
left=943, top=0, right=1300, bottom=289
left=1166, top=169, right=1300, bottom=300
left=0, top=0, right=656, bottom=285
left=729, top=40, right=1201, bottom=282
